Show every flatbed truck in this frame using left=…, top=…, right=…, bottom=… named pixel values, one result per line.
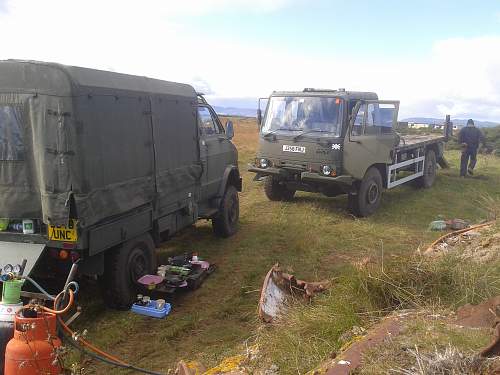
left=249, top=89, right=451, bottom=216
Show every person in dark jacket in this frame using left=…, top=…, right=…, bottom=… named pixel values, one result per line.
left=458, top=119, right=485, bottom=177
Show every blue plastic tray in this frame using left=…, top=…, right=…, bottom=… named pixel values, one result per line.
left=131, top=300, right=171, bottom=319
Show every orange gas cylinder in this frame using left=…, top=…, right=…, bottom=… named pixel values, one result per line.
left=4, top=310, right=62, bottom=375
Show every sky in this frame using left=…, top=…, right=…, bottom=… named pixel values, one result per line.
left=0, top=0, right=499, bottom=121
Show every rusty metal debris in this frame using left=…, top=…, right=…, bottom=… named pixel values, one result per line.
left=480, top=323, right=500, bottom=358
left=423, top=221, right=496, bottom=259
left=258, top=264, right=330, bottom=323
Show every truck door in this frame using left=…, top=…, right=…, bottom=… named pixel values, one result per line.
left=343, top=100, right=399, bottom=180
left=197, top=106, right=232, bottom=200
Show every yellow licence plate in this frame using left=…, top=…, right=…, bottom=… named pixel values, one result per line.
left=48, top=220, right=78, bottom=242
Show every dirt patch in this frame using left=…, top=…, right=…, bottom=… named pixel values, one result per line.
left=314, top=314, right=407, bottom=375
left=314, top=298, right=500, bottom=375
left=455, top=295, right=500, bottom=329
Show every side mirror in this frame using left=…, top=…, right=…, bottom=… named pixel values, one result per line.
left=257, top=109, right=262, bottom=126
left=225, top=121, right=234, bottom=139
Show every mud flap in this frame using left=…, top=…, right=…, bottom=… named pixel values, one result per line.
left=0, top=241, right=45, bottom=276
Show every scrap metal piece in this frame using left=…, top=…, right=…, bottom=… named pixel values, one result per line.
left=480, top=323, right=500, bottom=358
left=258, top=264, right=329, bottom=323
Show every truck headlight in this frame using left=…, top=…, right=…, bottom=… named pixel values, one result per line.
left=321, top=165, right=336, bottom=176
left=259, top=158, right=269, bottom=168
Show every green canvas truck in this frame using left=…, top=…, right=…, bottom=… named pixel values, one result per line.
left=249, top=89, right=450, bottom=216
left=0, top=60, right=241, bottom=308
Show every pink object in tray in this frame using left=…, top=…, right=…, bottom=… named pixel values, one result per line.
left=137, top=274, right=164, bottom=286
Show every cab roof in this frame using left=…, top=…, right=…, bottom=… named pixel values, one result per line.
left=270, top=89, right=378, bottom=101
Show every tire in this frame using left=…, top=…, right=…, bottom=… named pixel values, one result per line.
left=264, top=176, right=296, bottom=201
left=414, top=149, right=437, bottom=188
left=101, top=233, right=157, bottom=309
left=348, top=167, right=383, bottom=217
left=212, top=185, right=239, bottom=238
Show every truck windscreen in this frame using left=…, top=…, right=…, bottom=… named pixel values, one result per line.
left=262, top=96, right=343, bottom=137
left=0, top=105, right=25, bottom=161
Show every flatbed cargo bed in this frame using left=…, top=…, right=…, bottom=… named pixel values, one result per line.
left=397, top=134, right=446, bottom=151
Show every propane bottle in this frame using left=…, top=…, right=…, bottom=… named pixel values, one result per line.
left=4, top=311, right=62, bottom=375
left=0, top=302, right=23, bottom=374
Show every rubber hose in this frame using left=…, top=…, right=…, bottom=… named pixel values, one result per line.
left=25, top=290, right=75, bottom=315
left=23, top=276, right=56, bottom=301
left=62, top=334, right=166, bottom=375
left=57, top=314, right=127, bottom=365
left=65, top=281, right=79, bottom=295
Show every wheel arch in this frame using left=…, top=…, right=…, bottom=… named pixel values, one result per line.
left=218, top=165, right=242, bottom=198
left=369, top=163, right=388, bottom=189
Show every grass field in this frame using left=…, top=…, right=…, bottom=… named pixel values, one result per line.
left=74, top=117, right=500, bottom=374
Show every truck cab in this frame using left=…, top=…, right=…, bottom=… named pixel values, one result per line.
left=250, top=88, right=446, bottom=216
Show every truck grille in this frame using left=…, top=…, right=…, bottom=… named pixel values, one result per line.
left=277, top=160, right=307, bottom=170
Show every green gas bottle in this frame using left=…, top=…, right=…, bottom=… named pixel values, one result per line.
left=1, top=279, right=24, bottom=305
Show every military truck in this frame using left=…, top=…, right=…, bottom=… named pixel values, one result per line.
left=0, top=60, right=241, bottom=308
left=249, top=89, right=450, bottom=217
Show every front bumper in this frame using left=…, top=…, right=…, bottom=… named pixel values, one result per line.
left=248, top=165, right=287, bottom=176
left=248, top=164, right=354, bottom=186
left=300, top=172, right=353, bottom=186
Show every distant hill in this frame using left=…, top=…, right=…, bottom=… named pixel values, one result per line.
left=402, top=117, right=500, bottom=128
left=213, top=106, right=257, bottom=118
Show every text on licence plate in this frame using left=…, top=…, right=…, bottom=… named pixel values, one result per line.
left=48, top=220, right=78, bottom=242
left=282, top=145, right=305, bottom=153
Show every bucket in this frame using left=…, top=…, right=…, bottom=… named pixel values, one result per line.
left=1, top=280, right=24, bottom=305
left=0, top=219, right=8, bottom=232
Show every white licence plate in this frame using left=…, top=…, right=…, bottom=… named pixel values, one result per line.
left=282, top=145, right=305, bottom=153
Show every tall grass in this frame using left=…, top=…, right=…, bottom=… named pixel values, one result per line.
left=255, top=246, right=500, bottom=374
left=358, top=252, right=500, bottom=310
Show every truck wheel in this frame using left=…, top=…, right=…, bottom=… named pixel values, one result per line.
left=213, top=185, right=239, bottom=238
left=414, top=149, right=437, bottom=188
left=102, top=234, right=157, bottom=309
left=348, top=167, right=383, bottom=217
left=264, top=176, right=296, bottom=201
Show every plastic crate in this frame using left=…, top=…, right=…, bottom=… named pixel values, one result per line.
left=131, top=300, right=171, bottom=319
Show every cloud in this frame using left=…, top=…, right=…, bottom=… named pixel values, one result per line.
left=0, top=1, right=499, bottom=121
left=160, top=0, right=294, bottom=14
left=204, top=36, right=500, bottom=121
left=191, top=77, right=214, bottom=95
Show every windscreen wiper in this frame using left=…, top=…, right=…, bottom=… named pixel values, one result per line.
left=262, top=130, right=278, bottom=138
left=293, top=129, right=330, bottom=141
left=262, top=128, right=292, bottom=140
